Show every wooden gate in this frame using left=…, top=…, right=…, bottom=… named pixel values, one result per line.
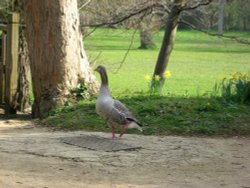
left=0, top=13, right=20, bottom=114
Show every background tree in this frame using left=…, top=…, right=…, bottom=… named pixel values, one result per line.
left=22, top=0, right=98, bottom=118
left=217, top=0, right=225, bottom=35
left=0, top=0, right=30, bottom=112
left=152, top=0, right=213, bottom=91
left=138, top=13, right=157, bottom=49
left=224, top=0, right=250, bottom=31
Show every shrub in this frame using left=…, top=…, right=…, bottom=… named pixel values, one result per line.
left=70, top=83, right=91, bottom=100
left=214, top=72, right=250, bottom=103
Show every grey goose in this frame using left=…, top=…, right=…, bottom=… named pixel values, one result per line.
left=95, top=65, right=143, bottom=139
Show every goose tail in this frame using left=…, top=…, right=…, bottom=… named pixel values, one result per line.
left=126, top=118, right=143, bottom=132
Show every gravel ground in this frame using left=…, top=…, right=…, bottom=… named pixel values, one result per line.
left=0, top=118, right=249, bottom=188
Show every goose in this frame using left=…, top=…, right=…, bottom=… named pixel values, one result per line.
left=95, top=65, right=143, bottom=139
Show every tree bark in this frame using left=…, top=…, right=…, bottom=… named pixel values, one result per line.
left=22, top=0, right=98, bottom=118
left=15, top=27, right=30, bottom=112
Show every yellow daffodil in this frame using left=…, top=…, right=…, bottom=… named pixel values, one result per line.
left=154, top=75, right=160, bottom=81
left=163, top=70, right=171, bottom=78
left=242, top=73, right=249, bottom=81
left=221, top=76, right=227, bottom=83
left=231, top=72, right=241, bottom=81
left=144, top=75, right=151, bottom=82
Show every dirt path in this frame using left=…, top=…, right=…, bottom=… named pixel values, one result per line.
left=0, top=118, right=249, bottom=188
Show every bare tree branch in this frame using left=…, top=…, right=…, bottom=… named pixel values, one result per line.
left=78, top=0, right=92, bottom=10
left=182, top=0, right=214, bottom=11
left=111, top=8, right=151, bottom=73
left=83, top=27, right=97, bottom=39
left=80, top=2, right=160, bottom=27
left=89, top=51, right=102, bottom=68
left=179, top=20, right=250, bottom=45
left=112, top=28, right=138, bottom=74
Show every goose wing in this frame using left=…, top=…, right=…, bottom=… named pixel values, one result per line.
left=108, top=100, right=138, bottom=125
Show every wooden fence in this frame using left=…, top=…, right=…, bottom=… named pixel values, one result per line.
left=0, top=13, right=20, bottom=114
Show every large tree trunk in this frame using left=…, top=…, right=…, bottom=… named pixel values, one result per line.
left=22, top=0, right=98, bottom=118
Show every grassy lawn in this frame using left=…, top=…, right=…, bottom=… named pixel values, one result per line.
left=42, top=29, right=250, bottom=136
left=85, top=29, right=250, bottom=96
left=43, top=95, right=250, bottom=136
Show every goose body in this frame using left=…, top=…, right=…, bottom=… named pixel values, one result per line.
left=95, top=65, right=142, bottom=139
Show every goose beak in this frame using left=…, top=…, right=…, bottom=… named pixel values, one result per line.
left=94, top=66, right=101, bottom=72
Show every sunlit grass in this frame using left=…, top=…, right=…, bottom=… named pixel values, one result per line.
left=44, top=95, right=250, bottom=136
left=85, top=29, right=250, bottom=97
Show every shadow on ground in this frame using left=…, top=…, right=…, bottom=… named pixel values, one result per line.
left=0, top=105, right=32, bottom=121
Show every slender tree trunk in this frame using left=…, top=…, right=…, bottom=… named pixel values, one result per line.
left=138, top=22, right=155, bottom=49
left=152, top=4, right=182, bottom=90
left=218, top=0, right=225, bottom=36
left=22, top=0, right=98, bottom=118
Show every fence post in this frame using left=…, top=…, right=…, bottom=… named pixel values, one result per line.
left=0, top=32, right=7, bottom=104
left=5, top=13, right=19, bottom=114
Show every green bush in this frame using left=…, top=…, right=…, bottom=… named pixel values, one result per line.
left=70, top=83, right=91, bottom=100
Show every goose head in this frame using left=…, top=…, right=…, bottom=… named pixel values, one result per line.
left=95, top=65, right=108, bottom=86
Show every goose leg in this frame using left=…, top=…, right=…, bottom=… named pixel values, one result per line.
left=119, top=124, right=129, bottom=138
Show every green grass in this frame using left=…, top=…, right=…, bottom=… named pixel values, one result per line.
left=42, top=29, right=250, bottom=136
left=43, top=95, right=250, bottom=136
left=85, top=29, right=250, bottom=96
